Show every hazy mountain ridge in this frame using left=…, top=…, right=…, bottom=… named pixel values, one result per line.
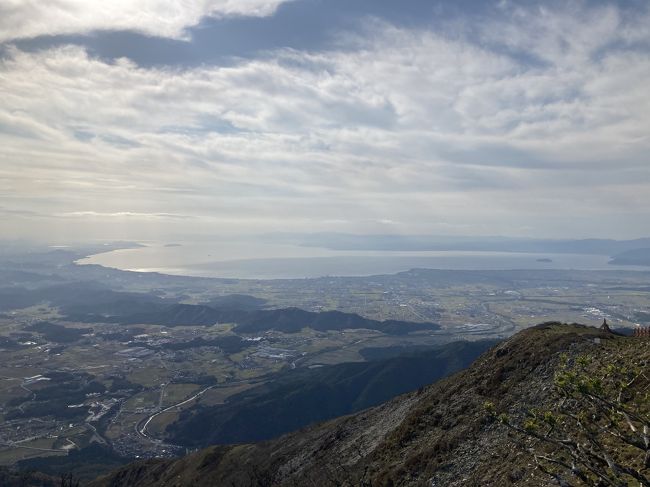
left=72, top=303, right=440, bottom=335
left=0, top=280, right=439, bottom=335
left=0, top=281, right=169, bottom=314
left=295, top=234, right=650, bottom=255
left=90, top=323, right=636, bottom=487
left=609, top=247, right=650, bottom=266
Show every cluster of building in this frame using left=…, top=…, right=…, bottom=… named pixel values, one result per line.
left=633, top=326, right=650, bottom=338
left=115, top=346, right=155, bottom=360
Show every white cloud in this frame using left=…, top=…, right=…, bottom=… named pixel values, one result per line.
left=0, top=0, right=291, bottom=42
left=0, top=3, right=649, bottom=240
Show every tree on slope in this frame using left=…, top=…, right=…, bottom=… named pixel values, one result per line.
left=488, top=347, right=650, bottom=486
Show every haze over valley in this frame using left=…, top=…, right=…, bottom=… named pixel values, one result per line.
left=1, top=0, right=649, bottom=485
left=0, top=239, right=649, bottom=483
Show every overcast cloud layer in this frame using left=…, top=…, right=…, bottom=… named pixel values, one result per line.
left=1, top=0, right=649, bottom=242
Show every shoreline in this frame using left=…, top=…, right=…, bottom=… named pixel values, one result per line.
left=75, top=245, right=650, bottom=281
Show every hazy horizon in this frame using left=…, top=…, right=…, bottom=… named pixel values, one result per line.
left=2, top=3, right=650, bottom=482
left=0, top=232, right=650, bottom=255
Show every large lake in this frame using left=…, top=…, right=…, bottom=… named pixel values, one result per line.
left=76, top=242, right=648, bottom=280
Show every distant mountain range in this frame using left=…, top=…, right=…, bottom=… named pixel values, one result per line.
left=0, top=282, right=438, bottom=335
left=609, top=247, right=650, bottom=266
left=0, top=281, right=169, bottom=314
left=289, top=233, right=650, bottom=256
left=76, top=303, right=439, bottom=335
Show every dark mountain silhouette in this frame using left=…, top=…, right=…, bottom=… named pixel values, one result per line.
left=75, top=303, right=439, bottom=335
left=203, top=294, right=268, bottom=310
left=167, top=340, right=498, bottom=447
left=0, top=282, right=168, bottom=314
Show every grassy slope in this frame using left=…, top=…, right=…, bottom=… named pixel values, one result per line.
left=91, top=323, right=647, bottom=487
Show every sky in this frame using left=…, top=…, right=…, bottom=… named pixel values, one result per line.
left=1, top=0, right=649, bottom=243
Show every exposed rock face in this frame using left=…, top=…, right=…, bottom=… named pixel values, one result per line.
left=90, top=323, right=631, bottom=487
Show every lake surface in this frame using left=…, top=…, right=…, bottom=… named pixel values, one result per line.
left=76, top=241, right=648, bottom=279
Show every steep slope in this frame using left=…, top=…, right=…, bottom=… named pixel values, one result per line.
left=91, top=323, right=646, bottom=487
left=167, top=340, right=498, bottom=447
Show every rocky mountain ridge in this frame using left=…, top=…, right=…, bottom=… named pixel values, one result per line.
left=88, top=322, right=649, bottom=486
